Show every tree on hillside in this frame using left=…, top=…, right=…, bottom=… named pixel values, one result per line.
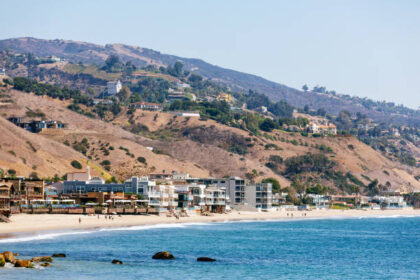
left=103, top=54, right=123, bottom=73
left=167, top=61, right=185, bottom=77
left=188, top=73, right=203, bottom=83
left=336, top=110, right=353, bottom=130
left=316, top=108, right=327, bottom=117
left=117, top=86, right=131, bottom=102
left=291, top=179, right=306, bottom=198
left=259, top=118, right=277, bottom=132
left=302, top=84, right=308, bottom=92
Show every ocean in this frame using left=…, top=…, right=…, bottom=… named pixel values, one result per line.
left=0, top=216, right=419, bottom=279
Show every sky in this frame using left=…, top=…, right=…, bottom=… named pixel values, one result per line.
left=1, top=0, right=419, bottom=108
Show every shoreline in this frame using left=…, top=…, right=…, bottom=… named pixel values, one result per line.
left=1, top=208, right=420, bottom=239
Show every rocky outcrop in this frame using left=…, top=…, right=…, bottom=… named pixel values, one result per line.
left=52, top=253, right=66, bottom=258
left=0, top=254, right=5, bottom=267
left=32, top=256, right=54, bottom=263
left=14, top=260, right=33, bottom=268
left=111, top=259, right=123, bottom=264
left=2, top=251, right=15, bottom=263
left=197, top=257, right=216, bottom=262
left=152, top=251, right=175, bottom=260
left=41, top=262, right=51, bottom=267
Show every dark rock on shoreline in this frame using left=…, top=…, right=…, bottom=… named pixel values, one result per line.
left=2, top=251, right=15, bottom=263
left=152, top=251, right=175, bottom=260
left=112, top=259, right=123, bottom=264
left=32, top=256, right=54, bottom=263
left=52, top=253, right=66, bottom=258
left=41, top=262, right=51, bottom=267
left=15, top=260, right=33, bottom=268
left=197, top=257, right=216, bottom=262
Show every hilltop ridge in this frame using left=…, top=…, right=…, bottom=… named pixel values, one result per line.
left=1, top=37, right=418, bottom=126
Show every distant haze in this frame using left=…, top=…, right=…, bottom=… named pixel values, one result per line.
left=1, top=0, right=419, bottom=108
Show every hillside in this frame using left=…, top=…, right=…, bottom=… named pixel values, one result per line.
left=1, top=37, right=419, bottom=126
left=0, top=87, right=418, bottom=193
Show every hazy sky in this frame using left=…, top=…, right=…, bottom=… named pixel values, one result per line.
left=1, top=0, right=419, bottom=108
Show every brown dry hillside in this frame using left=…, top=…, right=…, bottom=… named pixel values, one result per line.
left=0, top=88, right=419, bottom=193
left=0, top=89, right=208, bottom=179
left=0, top=116, right=97, bottom=178
left=115, top=109, right=420, bottom=192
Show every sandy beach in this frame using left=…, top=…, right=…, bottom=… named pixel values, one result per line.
left=1, top=208, right=419, bottom=236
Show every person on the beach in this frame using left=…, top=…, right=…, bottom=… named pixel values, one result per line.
left=79, top=217, right=81, bottom=224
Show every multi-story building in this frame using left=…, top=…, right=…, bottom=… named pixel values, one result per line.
left=205, top=185, right=228, bottom=213
left=0, top=182, right=11, bottom=216
left=189, top=184, right=206, bottom=208
left=144, top=184, right=178, bottom=210
left=175, top=185, right=193, bottom=209
left=245, top=183, right=273, bottom=210
left=107, top=80, right=122, bottom=95
left=4, top=178, right=45, bottom=204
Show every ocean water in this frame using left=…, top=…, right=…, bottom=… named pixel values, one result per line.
left=0, top=216, right=419, bottom=279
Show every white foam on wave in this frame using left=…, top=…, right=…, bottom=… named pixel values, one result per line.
left=0, top=222, right=215, bottom=243
left=99, top=222, right=214, bottom=232
left=0, top=230, right=95, bottom=243
left=0, top=215, right=417, bottom=243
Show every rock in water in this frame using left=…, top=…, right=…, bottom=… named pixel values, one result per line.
left=41, top=262, right=51, bottom=267
left=111, top=259, right=123, bottom=264
left=197, top=257, right=216, bottom=262
left=32, top=256, right=54, bottom=263
left=52, top=253, right=66, bottom=258
left=152, top=251, right=175, bottom=260
left=0, top=254, right=5, bottom=267
left=2, top=251, right=15, bottom=263
left=14, top=260, right=33, bottom=268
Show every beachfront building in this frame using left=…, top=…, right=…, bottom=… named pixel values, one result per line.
left=144, top=183, right=178, bottom=211
left=107, top=80, right=122, bottom=95
left=2, top=178, right=45, bottom=205
left=63, top=176, right=143, bottom=195
left=186, top=176, right=248, bottom=209
left=371, top=195, right=407, bottom=209
left=307, top=194, right=330, bottom=208
left=175, top=185, right=193, bottom=209
left=0, top=182, right=11, bottom=216
left=189, top=184, right=206, bottom=208
left=245, top=183, right=273, bottom=210
left=205, top=185, right=228, bottom=213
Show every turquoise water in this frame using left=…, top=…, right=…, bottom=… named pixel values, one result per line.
left=0, top=216, right=419, bottom=279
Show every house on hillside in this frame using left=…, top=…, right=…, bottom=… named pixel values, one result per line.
left=308, top=122, right=337, bottom=135
left=176, top=82, right=191, bottom=89
left=107, top=80, right=122, bottom=95
left=8, top=117, right=65, bottom=133
left=130, top=102, right=162, bottom=111
left=216, top=92, right=233, bottom=103
left=0, top=68, right=5, bottom=76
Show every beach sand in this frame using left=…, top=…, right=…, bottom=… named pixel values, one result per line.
left=1, top=208, right=419, bottom=236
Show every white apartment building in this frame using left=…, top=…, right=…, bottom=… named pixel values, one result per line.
left=144, top=183, right=178, bottom=210
left=107, top=80, right=122, bottom=95
left=205, top=185, right=228, bottom=213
